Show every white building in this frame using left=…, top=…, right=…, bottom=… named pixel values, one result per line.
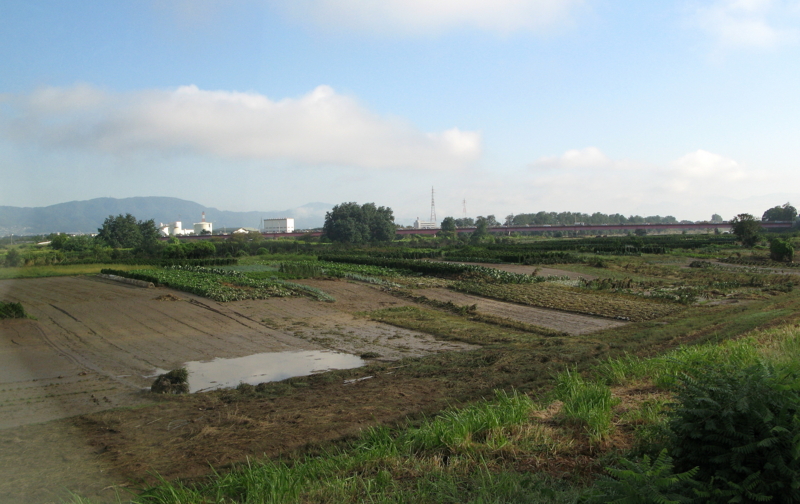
left=263, top=218, right=295, bottom=233
left=159, top=221, right=193, bottom=236
left=413, top=218, right=437, bottom=230
left=193, top=212, right=213, bottom=235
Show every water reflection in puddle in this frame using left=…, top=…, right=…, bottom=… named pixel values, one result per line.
left=171, top=350, right=365, bottom=393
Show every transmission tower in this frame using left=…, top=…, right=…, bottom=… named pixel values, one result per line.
left=430, top=187, right=437, bottom=223
left=462, top=199, right=467, bottom=220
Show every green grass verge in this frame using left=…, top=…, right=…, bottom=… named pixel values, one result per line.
left=363, top=306, right=544, bottom=346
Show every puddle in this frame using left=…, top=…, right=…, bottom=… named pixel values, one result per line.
left=153, top=350, right=366, bottom=393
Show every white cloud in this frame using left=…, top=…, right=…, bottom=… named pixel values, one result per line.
left=689, top=0, right=800, bottom=50
left=1, top=84, right=481, bottom=171
left=522, top=147, right=775, bottom=218
left=275, top=0, right=586, bottom=35
left=530, top=146, right=613, bottom=169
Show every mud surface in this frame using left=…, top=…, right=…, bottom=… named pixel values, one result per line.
left=0, top=276, right=479, bottom=503
left=415, top=288, right=627, bottom=335
left=0, top=276, right=471, bottom=429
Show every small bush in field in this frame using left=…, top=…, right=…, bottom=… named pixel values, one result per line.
left=669, top=362, right=800, bottom=503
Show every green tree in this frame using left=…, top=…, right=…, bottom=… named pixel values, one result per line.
left=470, top=216, right=490, bottom=244
left=97, top=214, right=159, bottom=252
left=730, top=213, right=761, bottom=247
left=4, top=248, right=22, bottom=267
left=322, top=202, right=395, bottom=243
left=762, top=202, right=797, bottom=222
left=440, top=216, right=457, bottom=232
left=49, top=233, right=70, bottom=250
left=97, top=214, right=140, bottom=248
left=137, top=219, right=160, bottom=254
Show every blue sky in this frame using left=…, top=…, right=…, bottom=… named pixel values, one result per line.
left=2, top=0, right=800, bottom=224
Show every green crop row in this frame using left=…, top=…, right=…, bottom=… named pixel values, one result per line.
left=319, top=255, right=548, bottom=284
left=102, top=267, right=335, bottom=302
left=444, top=250, right=583, bottom=265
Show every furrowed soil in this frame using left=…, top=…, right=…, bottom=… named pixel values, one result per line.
left=414, top=288, right=627, bottom=335
left=0, top=276, right=475, bottom=503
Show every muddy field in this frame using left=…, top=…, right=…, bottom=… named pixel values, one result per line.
left=0, top=276, right=474, bottom=429
left=0, top=275, right=485, bottom=503
left=0, top=273, right=631, bottom=503
left=414, top=288, right=627, bottom=334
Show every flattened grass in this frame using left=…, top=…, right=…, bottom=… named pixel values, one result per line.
left=363, top=306, right=542, bottom=345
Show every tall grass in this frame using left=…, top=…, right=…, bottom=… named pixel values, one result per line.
left=595, top=324, right=800, bottom=389
left=554, top=368, right=618, bottom=443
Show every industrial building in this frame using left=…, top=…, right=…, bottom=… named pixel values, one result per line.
left=413, top=218, right=437, bottom=230
left=263, top=218, right=294, bottom=233
left=159, top=221, right=191, bottom=236
left=193, top=212, right=212, bottom=235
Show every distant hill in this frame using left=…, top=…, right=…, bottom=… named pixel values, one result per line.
left=0, top=197, right=333, bottom=235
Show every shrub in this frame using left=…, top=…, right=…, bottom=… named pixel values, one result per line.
left=669, top=362, right=800, bottom=503
left=582, top=450, right=699, bottom=504
left=770, top=238, right=794, bottom=262
left=151, top=368, right=190, bottom=394
left=0, top=301, right=28, bottom=319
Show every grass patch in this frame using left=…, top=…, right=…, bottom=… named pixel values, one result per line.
left=554, top=368, right=618, bottom=443
left=363, top=306, right=540, bottom=346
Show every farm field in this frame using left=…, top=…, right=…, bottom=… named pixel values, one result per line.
left=1, top=237, right=800, bottom=503
left=0, top=276, right=478, bottom=503
left=453, top=281, right=684, bottom=321
left=413, top=287, right=627, bottom=334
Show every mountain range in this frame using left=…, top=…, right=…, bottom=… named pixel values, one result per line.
left=0, top=197, right=333, bottom=235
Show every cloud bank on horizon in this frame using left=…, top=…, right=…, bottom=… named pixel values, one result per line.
left=1, top=0, right=799, bottom=223
left=3, top=84, right=480, bottom=171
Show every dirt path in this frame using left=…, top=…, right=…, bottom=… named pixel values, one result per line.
left=415, top=288, right=627, bottom=335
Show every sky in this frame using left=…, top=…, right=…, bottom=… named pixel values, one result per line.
left=2, top=0, right=799, bottom=224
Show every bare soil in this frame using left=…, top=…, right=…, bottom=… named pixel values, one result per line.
left=414, top=288, right=627, bottom=335
left=0, top=276, right=477, bottom=503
